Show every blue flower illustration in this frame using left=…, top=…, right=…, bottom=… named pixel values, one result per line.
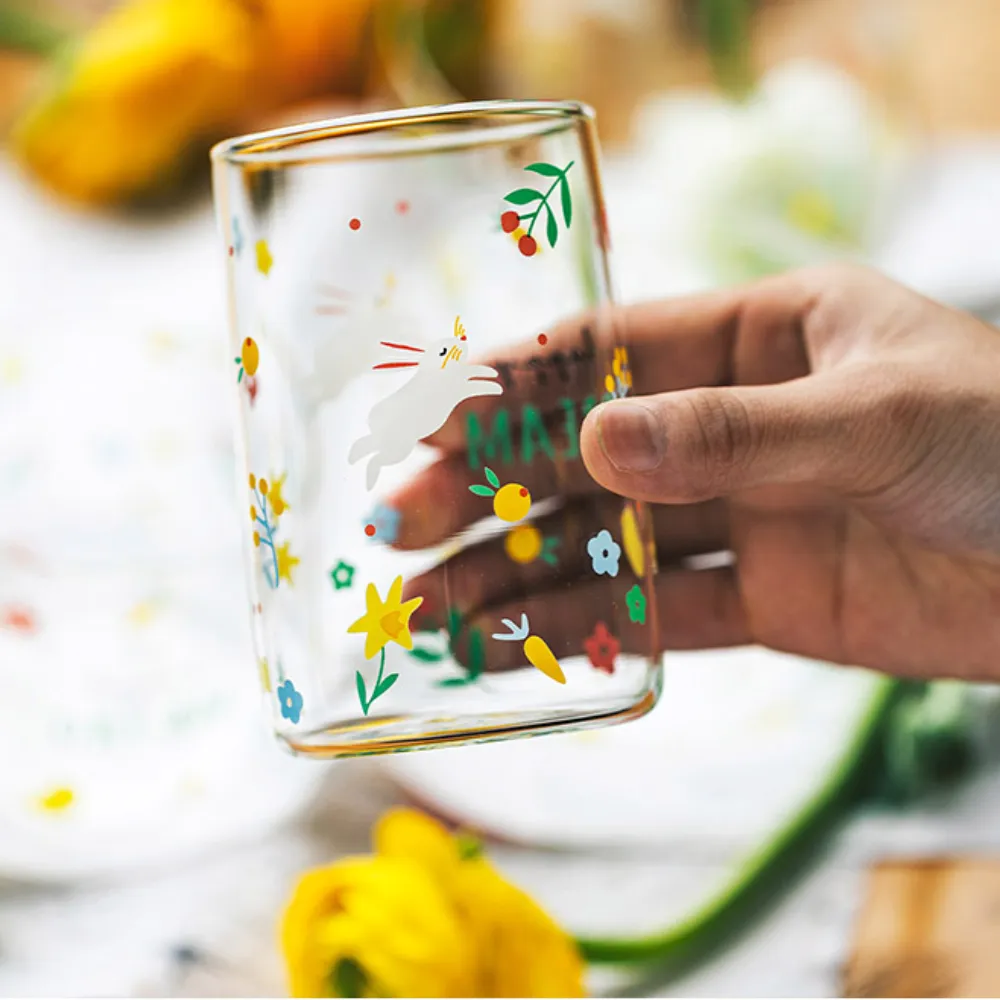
left=587, top=529, right=621, bottom=577
left=364, top=503, right=401, bottom=544
left=276, top=678, right=303, bottom=724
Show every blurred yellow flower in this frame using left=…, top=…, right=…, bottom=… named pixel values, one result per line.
left=9, top=0, right=372, bottom=205
left=281, top=808, right=586, bottom=998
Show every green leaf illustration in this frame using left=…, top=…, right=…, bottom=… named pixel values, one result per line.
left=437, top=676, right=473, bottom=688
left=408, top=646, right=446, bottom=663
left=484, top=466, right=500, bottom=488
left=546, top=205, right=559, bottom=249
left=504, top=188, right=544, bottom=205
left=525, top=162, right=563, bottom=177
left=503, top=160, right=575, bottom=254
left=469, top=484, right=495, bottom=497
left=560, top=176, right=573, bottom=228
left=355, top=671, right=369, bottom=715
left=374, top=672, right=399, bottom=699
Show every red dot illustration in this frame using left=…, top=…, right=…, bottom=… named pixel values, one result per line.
left=537, top=333, right=548, bottom=346
left=501, top=210, right=520, bottom=233
left=518, top=234, right=537, bottom=257
left=519, top=487, right=528, bottom=497
left=1, top=606, right=36, bottom=634
left=364, top=523, right=376, bottom=537
left=396, top=200, right=410, bottom=214
left=349, top=218, right=361, bottom=231
left=228, top=246, right=234, bottom=257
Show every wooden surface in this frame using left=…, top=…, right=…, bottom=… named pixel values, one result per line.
left=844, top=858, right=1000, bottom=997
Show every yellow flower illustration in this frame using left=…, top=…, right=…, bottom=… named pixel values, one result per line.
left=347, top=576, right=423, bottom=660
left=281, top=808, right=586, bottom=998
left=604, top=346, right=632, bottom=398
left=276, top=541, right=299, bottom=584
left=268, top=473, right=289, bottom=516
left=38, top=787, right=75, bottom=813
left=256, top=239, right=274, bottom=276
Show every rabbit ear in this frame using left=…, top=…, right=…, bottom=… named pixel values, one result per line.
left=379, top=341, right=424, bottom=353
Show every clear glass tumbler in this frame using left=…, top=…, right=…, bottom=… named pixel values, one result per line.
left=211, top=100, right=661, bottom=756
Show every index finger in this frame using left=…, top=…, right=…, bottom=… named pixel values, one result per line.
left=426, top=272, right=816, bottom=455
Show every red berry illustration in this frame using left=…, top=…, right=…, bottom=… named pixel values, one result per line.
left=501, top=210, right=520, bottom=233
left=518, top=235, right=537, bottom=257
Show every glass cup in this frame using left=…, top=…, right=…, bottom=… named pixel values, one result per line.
left=211, top=100, right=661, bottom=757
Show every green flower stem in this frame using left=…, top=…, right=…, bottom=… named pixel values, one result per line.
left=576, top=677, right=899, bottom=977
left=0, top=3, right=71, bottom=56
left=360, top=648, right=387, bottom=715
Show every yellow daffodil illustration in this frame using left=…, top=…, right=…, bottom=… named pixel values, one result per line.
left=347, top=575, right=422, bottom=660
left=347, top=576, right=423, bottom=715
left=281, top=807, right=586, bottom=998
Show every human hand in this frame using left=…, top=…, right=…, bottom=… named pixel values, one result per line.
left=389, top=265, right=1000, bottom=681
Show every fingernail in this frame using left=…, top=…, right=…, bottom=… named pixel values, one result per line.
left=597, top=402, right=663, bottom=472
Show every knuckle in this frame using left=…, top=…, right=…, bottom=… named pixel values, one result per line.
left=675, top=390, right=756, bottom=496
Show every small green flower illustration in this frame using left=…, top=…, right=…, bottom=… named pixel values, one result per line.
left=329, top=560, right=356, bottom=591
left=626, top=584, right=647, bottom=624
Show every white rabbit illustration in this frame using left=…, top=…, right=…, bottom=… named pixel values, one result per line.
left=349, top=317, right=502, bottom=489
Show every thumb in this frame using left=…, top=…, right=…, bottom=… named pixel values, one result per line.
left=581, top=375, right=891, bottom=503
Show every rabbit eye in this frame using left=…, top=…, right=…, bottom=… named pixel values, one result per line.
left=439, top=348, right=448, bottom=356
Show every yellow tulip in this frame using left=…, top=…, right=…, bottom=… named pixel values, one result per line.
left=281, top=808, right=587, bottom=998
left=9, top=0, right=372, bottom=206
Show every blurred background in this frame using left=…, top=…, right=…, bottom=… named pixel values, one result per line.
left=4, top=0, right=1000, bottom=995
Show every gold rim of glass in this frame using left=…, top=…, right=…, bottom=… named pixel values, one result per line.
left=210, top=99, right=595, bottom=167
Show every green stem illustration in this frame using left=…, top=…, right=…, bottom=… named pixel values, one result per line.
left=356, top=648, right=399, bottom=716
left=504, top=161, right=576, bottom=251
left=523, top=168, right=571, bottom=239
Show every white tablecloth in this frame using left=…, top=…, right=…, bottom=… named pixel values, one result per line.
left=2, top=132, right=1000, bottom=995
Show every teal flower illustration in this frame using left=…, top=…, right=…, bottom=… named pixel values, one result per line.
left=276, top=678, right=303, bottom=724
